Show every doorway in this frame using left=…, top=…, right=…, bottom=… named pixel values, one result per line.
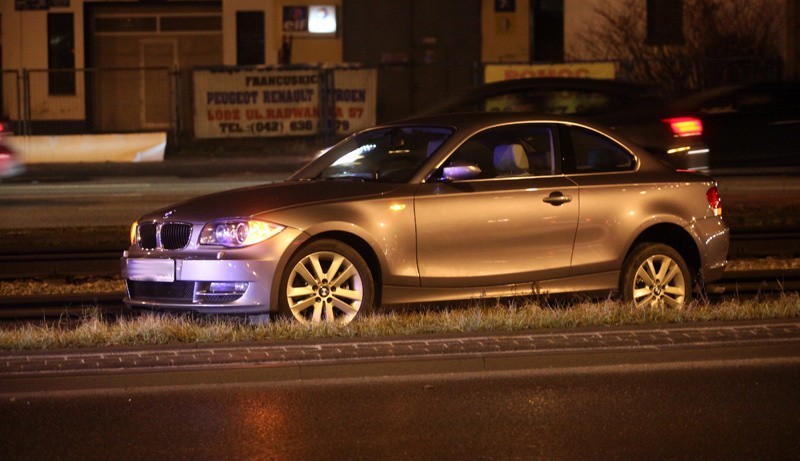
left=140, top=40, right=176, bottom=129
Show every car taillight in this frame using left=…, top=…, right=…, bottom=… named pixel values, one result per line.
left=664, top=117, right=703, bottom=137
left=706, top=186, right=722, bottom=217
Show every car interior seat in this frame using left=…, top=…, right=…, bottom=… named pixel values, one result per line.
left=493, top=144, right=530, bottom=175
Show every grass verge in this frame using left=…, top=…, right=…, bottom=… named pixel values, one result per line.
left=1, top=294, right=798, bottom=351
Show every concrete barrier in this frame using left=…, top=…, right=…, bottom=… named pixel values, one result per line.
left=7, top=132, right=166, bottom=163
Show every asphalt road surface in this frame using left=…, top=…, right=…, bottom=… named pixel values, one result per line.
left=2, top=338, right=798, bottom=460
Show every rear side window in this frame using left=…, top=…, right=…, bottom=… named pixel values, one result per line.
left=566, top=126, right=635, bottom=173
left=481, top=89, right=622, bottom=115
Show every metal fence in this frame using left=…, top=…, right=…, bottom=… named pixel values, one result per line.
left=4, top=67, right=177, bottom=137
left=1, top=57, right=784, bottom=151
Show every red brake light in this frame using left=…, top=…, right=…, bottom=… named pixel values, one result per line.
left=706, top=186, right=722, bottom=216
left=664, top=117, right=703, bottom=137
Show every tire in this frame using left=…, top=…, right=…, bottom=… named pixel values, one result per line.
left=279, top=239, right=374, bottom=325
left=621, top=243, right=691, bottom=309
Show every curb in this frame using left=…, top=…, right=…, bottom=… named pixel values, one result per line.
left=2, top=319, right=799, bottom=392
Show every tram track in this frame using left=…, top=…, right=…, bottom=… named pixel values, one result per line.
left=0, top=231, right=797, bottom=320
left=1, top=271, right=799, bottom=321
left=1, top=230, right=797, bottom=280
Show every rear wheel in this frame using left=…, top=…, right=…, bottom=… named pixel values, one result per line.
left=621, top=243, right=691, bottom=309
left=279, top=239, right=374, bottom=324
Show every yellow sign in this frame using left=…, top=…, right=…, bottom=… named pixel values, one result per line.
left=485, top=62, right=616, bottom=83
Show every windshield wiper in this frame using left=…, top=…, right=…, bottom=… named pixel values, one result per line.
left=317, top=173, right=379, bottom=182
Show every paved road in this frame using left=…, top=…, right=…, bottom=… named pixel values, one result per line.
left=1, top=160, right=798, bottom=229
left=1, top=320, right=799, bottom=460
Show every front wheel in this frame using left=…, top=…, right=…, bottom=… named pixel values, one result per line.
left=621, top=243, right=691, bottom=309
left=279, top=239, right=374, bottom=325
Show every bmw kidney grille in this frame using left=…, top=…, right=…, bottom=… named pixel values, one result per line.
left=139, top=222, right=192, bottom=250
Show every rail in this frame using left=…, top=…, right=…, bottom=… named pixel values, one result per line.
left=1, top=269, right=799, bottom=321
left=1, top=231, right=797, bottom=280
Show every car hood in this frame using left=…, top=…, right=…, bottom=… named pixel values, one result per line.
left=139, top=180, right=402, bottom=223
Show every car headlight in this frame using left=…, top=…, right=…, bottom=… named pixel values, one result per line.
left=130, top=222, right=138, bottom=245
left=199, top=220, right=284, bottom=248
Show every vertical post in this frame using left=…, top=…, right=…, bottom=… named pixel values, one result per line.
left=170, top=66, right=181, bottom=147
left=14, top=70, right=22, bottom=135
left=21, top=69, right=30, bottom=136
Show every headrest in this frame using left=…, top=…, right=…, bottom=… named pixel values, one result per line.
left=493, top=144, right=529, bottom=173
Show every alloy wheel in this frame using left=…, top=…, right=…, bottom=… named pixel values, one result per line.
left=631, top=254, right=686, bottom=309
left=285, top=250, right=364, bottom=324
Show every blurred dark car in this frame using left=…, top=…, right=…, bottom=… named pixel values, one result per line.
left=420, top=77, right=710, bottom=171
left=671, top=81, right=800, bottom=172
left=0, top=120, right=23, bottom=180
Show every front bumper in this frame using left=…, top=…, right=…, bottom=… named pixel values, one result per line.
left=120, top=227, right=306, bottom=315
left=121, top=258, right=278, bottom=315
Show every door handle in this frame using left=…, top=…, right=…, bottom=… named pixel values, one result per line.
left=543, top=191, right=572, bottom=206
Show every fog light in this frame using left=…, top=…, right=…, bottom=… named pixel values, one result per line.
left=208, top=282, right=248, bottom=294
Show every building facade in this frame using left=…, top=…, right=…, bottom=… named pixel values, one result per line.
left=1, top=0, right=796, bottom=136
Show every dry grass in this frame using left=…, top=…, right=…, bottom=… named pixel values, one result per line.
left=0, top=276, right=126, bottom=297
left=1, top=294, right=798, bottom=351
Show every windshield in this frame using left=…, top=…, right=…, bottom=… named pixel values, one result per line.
left=313, top=126, right=453, bottom=182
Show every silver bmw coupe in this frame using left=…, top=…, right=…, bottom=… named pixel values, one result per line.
left=122, top=113, right=729, bottom=324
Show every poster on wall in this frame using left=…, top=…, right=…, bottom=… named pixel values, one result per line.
left=282, top=5, right=338, bottom=34
left=193, top=67, right=376, bottom=139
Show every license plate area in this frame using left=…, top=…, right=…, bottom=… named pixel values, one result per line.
left=127, top=258, right=175, bottom=282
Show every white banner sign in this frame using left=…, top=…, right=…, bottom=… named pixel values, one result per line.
left=193, top=68, right=377, bottom=139
left=485, top=62, right=617, bottom=83
left=333, top=69, right=376, bottom=135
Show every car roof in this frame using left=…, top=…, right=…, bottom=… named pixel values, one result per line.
left=456, top=77, right=655, bottom=94
left=389, top=111, right=612, bottom=133
left=672, top=81, right=800, bottom=110
left=418, top=77, right=665, bottom=117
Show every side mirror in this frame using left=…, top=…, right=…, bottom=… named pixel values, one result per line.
left=442, top=160, right=481, bottom=181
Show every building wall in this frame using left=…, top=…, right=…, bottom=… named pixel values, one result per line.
left=563, top=0, right=616, bottom=60
left=221, top=0, right=343, bottom=66
left=2, top=0, right=87, bottom=122
left=481, top=0, right=531, bottom=62
left=272, top=0, right=343, bottom=64
left=1, top=0, right=794, bottom=128
left=1, top=0, right=344, bottom=127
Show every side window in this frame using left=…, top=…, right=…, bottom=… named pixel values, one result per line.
left=568, top=126, right=635, bottom=173
left=444, top=125, right=555, bottom=179
left=733, top=90, right=776, bottom=114
left=482, top=92, right=545, bottom=113
left=481, top=90, right=618, bottom=115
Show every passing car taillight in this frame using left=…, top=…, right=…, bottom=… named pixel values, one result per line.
left=706, top=186, right=722, bottom=217
left=664, top=117, right=703, bottom=137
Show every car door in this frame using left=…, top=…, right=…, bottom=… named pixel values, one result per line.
left=414, top=123, right=579, bottom=287
left=699, top=85, right=800, bottom=170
